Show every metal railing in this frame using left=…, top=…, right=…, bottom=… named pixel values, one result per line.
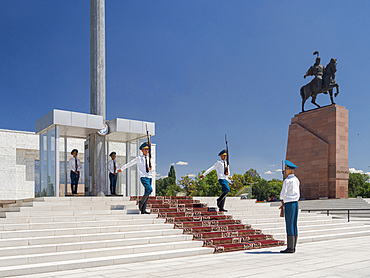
left=302, top=208, right=370, bottom=222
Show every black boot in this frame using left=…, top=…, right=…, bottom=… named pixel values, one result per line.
left=219, top=196, right=228, bottom=212
left=138, top=194, right=148, bottom=211
left=293, top=235, right=298, bottom=252
left=217, top=193, right=227, bottom=211
left=280, top=236, right=295, bottom=253
left=140, top=195, right=150, bottom=214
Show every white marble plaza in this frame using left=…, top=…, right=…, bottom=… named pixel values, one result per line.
left=11, top=235, right=370, bottom=278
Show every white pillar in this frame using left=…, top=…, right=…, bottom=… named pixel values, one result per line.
left=55, top=126, right=60, bottom=197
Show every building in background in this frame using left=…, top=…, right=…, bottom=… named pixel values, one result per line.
left=0, top=109, right=156, bottom=200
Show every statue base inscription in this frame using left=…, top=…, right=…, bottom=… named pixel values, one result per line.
left=286, top=104, right=349, bottom=199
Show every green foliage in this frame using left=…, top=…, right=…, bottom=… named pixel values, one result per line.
left=156, top=165, right=182, bottom=196
left=229, top=172, right=254, bottom=196
left=348, top=173, right=370, bottom=198
left=252, top=178, right=283, bottom=201
left=194, top=171, right=221, bottom=196
left=177, top=175, right=197, bottom=196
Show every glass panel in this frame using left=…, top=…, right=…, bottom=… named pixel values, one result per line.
left=47, top=128, right=55, bottom=196
left=130, top=141, right=137, bottom=196
left=34, top=160, right=40, bottom=197
left=40, top=132, right=47, bottom=197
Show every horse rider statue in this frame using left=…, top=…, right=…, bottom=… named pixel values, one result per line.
left=300, top=51, right=340, bottom=112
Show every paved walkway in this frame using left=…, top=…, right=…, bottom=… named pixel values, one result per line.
left=14, top=236, right=370, bottom=278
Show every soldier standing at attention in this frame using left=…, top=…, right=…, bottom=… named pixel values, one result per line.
left=69, top=149, right=82, bottom=195
left=107, top=152, right=119, bottom=195
left=280, top=160, right=300, bottom=253
left=118, top=142, right=154, bottom=214
left=200, top=149, right=230, bottom=212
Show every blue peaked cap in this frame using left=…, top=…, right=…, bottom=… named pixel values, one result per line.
left=139, top=142, right=149, bottom=150
left=218, top=149, right=227, bottom=156
left=285, top=160, right=298, bottom=169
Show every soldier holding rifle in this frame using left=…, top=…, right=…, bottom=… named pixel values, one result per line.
left=279, top=160, right=300, bottom=253
left=200, top=136, right=231, bottom=212
left=118, top=127, right=154, bottom=214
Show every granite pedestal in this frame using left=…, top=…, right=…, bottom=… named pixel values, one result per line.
left=286, top=104, right=349, bottom=199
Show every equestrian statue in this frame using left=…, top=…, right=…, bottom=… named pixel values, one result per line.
left=300, top=51, right=339, bottom=112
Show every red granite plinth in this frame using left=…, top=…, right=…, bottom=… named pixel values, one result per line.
left=286, top=104, right=349, bottom=199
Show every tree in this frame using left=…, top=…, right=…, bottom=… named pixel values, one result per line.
left=252, top=178, right=283, bottom=201
left=348, top=173, right=370, bottom=198
left=245, top=169, right=261, bottom=180
left=178, top=175, right=197, bottom=196
left=194, top=170, right=221, bottom=196
left=229, top=172, right=254, bottom=197
left=156, top=165, right=182, bottom=196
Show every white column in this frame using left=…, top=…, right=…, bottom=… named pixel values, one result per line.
left=64, top=137, right=68, bottom=196
left=55, top=126, right=60, bottom=197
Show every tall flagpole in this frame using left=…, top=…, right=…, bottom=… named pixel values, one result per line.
left=89, top=0, right=107, bottom=196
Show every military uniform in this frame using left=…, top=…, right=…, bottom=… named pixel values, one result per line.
left=280, top=160, right=300, bottom=253
left=203, top=149, right=230, bottom=212
left=108, top=152, right=119, bottom=195
left=119, top=142, right=154, bottom=214
left=69, top=149, right=82, bottom=195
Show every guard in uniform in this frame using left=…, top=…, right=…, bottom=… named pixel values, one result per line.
left=118, top=142, right=154, bottom=214
left=200, top=149, right=230, bottom=212
left=69, top=149, right=82, bottom=195
left=108, top=152, right=119, bottom=195
left=280, top=160, right=300, bottom=253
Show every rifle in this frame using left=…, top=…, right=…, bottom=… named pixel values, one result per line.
left=224, top=134, right=229, bottom=175
left=146, top=124, right=152, bottom=171
left=280, top=160, right=285, bottom=217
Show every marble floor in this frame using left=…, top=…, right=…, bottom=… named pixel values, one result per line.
left=12, top=235, right=370, bottom=278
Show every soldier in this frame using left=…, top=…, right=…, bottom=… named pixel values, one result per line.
left=200, top=149, right=230, bottom=212
left=118, top=142, right=154, bottom=214
left=304, top=51, right=325, bottom=93
left=69, top=149, right=82, bottom=195
left=107, top=152, right=119, bottom=195
left=280, top=160, right=300, bottom=253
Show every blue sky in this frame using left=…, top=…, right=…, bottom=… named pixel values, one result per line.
left=1, top=0, right=370, bottom=180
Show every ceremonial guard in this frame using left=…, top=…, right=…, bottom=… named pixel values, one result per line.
left=107, top=152, right=119, bottom=195
left=280, top=160, right=300, bottom=253
left=200, top=149, right=230, bottom=212
left=69, top=149, right=82, bottom=195
left=118, top=142, right=154, bottom=214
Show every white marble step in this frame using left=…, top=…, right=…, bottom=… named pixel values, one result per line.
left=4, top=209, right=139, bottom=218
left=0, top=228, right=183, bottom=248
left=261, top=222, right=363, bottom=235
left=250, top=218, right=349, bottom=229
left=236, top=215, right=331, bottom=224
left=0, top=223, right=174, bottom=239
left=0, top=241, right=205, bottom=267
left=18, top=205, right=137, bottom=212
left=0, top=247, right=213, bottom=277
left=0, top=214, right=153, bottom=224
left=272, top=225, right=370, bottom=240
left=227, top=211, right=329, bottom=218
left=0, top=234, right=193, bottom=257
left=0, top=218, right=165, bottom=231
left=290, top=230, right=370, bottom=244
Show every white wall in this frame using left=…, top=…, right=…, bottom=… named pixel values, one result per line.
left=0, top=129, right=38, bottom=200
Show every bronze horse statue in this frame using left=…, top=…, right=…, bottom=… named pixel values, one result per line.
left=300, top=58, right=339, bottom=112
